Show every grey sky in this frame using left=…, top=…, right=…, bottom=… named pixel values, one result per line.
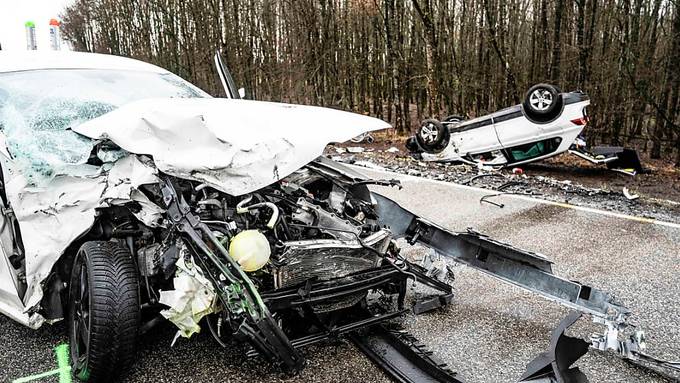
left=0, top=0, right=74, bottom=51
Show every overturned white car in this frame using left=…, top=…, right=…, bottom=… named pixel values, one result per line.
left=0, top=52, right=675, bottom=382
left=406, top=84, right=643, bottom=174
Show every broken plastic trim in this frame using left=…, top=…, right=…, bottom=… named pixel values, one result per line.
left=519, top=312, right=590, bottom=382
left=522, top=311, right=680, bottom=382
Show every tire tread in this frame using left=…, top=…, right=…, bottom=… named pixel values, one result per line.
left=70, top=241, right=140, bottom=382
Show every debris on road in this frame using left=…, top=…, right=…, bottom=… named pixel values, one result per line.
left=326, top=147, right=680, bottom=224
left=519, top=312, right=590, bottom=382
left=623, top=187, right=640, bottom=201
left=347, top=146, right=366, bottom=153
left=350, top=132, right=375, bottom=144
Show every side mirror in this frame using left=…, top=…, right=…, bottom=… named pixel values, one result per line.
left=238, top=88, right=246, bottom=99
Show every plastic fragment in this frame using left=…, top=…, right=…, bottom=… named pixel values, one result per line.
left=623, top=187, right=639, bottom=200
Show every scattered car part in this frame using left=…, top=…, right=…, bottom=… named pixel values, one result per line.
left=462, top=173, right=506, bottom=185
left=518, top=311, right=590, bottom=382
left=347, top=146, right=366, bottom=153
left=480, top=193, right=505, bottom=208
left=350, top=324, right=464, bottom=383
left=568, top=145, right=643, bottom=175
left=373, top=193, right=629, bottom=318
left=522, top=311, right=680, bottom=382
left=351, top=132, right=375, bottom=144
left=622, top=187, right=640, bottom=201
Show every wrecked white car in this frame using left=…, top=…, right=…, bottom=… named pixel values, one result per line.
left=406, top=84, right=643, bottom=174
left=0, top=52, right=676, bottom=382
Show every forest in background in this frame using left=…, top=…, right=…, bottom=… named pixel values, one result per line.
left=60, top=0, right=680, bottom=165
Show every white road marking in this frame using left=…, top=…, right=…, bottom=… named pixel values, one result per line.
left=347, top=164, right=680, bottom=230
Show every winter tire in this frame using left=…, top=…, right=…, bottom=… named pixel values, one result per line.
left=68, top=241, right=140, bottom=382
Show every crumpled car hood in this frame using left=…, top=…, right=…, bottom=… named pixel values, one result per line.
left=0, top=97, right=388, bottom=328
left=73, top=98, right=390, bottom=196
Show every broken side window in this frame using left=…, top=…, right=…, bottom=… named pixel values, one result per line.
left=507, top=137, right=562, bottom=162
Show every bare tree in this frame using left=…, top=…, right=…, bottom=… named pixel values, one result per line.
left=60, top=0, right=680, bottom=165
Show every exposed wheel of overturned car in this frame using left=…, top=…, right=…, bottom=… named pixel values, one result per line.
left=68, top=241, right=140, bottom=382
left=523, top=83, right=563, bottom=123
left=415, top=118, right=450, bottom=152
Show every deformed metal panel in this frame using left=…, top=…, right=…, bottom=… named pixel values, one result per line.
left=73, top=98, right=391, bottom=196
left=372, top=192, right=627, bottom=319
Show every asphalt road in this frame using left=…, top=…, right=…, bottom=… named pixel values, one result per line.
left=1, top=168, right=678, bottom=383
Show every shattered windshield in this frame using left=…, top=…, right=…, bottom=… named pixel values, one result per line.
left=0, top=69, right=209, bottom=184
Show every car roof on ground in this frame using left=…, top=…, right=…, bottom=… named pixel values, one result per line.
left=0, top=51, right=169, bottom=74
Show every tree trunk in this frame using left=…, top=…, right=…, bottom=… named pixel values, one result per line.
left=575, top=0, right=586, bottom=88
left=412, top=0, right=439, bottom=116
left=549, top=0, right=564, bottom=82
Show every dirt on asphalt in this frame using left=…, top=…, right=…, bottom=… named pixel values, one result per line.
left=326, top=135, right=680, bottom=224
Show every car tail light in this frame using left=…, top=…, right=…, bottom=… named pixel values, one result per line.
left=571, top=116, right=588, bottom=126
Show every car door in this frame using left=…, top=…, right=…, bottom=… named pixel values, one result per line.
left=491, top=105, right=545, bottom=148
left=492, top=105, right=566, bottom=164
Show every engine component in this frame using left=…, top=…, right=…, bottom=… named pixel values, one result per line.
left=228, top=230, right=271, bottom=272
left=275, top=229, right=391, bottom=290
left=137, top=242, right=179, bottom=278
left=138, top=243, right=161, bottom=277
left=236, top=195, right=279, bottom=229
left=292, top=198, right=361, bottom=241
left=161, top=179, right=304, bottom=372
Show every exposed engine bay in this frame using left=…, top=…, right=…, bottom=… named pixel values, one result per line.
left=68, top=156, right=447, bottom=373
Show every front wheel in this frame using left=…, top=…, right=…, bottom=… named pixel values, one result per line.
left=68, top=241, right=140, bottom=382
